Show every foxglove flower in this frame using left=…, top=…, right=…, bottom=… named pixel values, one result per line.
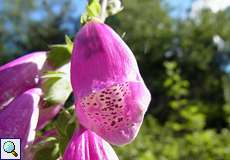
left=71, top=21, right=151, bottom=145
left=0, top=88, right=41, bottom=150
left=63, top=127, right=119, bottom=160
left=0, top=52, right=47, bottom=110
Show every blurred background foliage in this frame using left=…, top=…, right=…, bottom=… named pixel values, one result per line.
left=1, top=0, right=230, bottom=159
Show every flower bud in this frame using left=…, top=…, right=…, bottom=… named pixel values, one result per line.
left=63, top=127, right=119, bottom=160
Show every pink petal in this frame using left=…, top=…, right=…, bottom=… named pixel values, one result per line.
left=63, top=127, right=119, bottom=160
left=0, top=52, right=47, bottom=110
left=71, top=21, right=151, bottom=145
left=0, top=88, right=41, bottom=149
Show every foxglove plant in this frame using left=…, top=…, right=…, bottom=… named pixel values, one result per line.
left=63, top=127, right=119, bottom=160
left=0, top=0, right=151, bottom=159
left=71, top=20, right=151, bottom=145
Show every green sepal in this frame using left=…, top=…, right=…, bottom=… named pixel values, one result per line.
left=80, top=0, right=101, bottom=24
left=33, top=137, right=60, bottom=160
left=48, top=35, right=73, bottom=68
left=53, top=106, right=76, bottom=154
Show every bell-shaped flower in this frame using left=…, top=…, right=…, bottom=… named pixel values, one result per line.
left=71, top=21, right=151, bottom=145
left=0, top=52, right=47, bottom=110
left=0, top=88, right=41, bottom=152
left=63, top=127, right=119, bottom=160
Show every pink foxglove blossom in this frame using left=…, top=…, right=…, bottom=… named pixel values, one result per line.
left=0, top=88, right=41, bottom=150
left=71, top=21, right=151, bottom=145
left=0, top=52, right=47, bottom=110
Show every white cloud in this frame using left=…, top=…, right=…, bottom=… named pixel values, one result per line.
left=191, top=0, right=230, bottom=17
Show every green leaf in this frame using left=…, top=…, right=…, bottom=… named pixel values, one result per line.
left=87, top=0, right=101, bottom=16
left=53, top=106, right=76, bottom=154
left=42, top=71, right=66, bottom=79
left=48, top=36, right=73, bottom=68
left=80, top=0, right=101, bottom=24
left=33, top=140, right=60, bottom=160
left=54, top=106, right=76, bottom=137
left=65, top=35, right=73, bottom=53
left=42, top=71, right=72, bottom=105
left=48, top=45, right=71, bottom=68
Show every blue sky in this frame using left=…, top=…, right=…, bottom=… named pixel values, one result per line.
left=1, top=0, right=193, bottom=22
left=166, top=0, right=193, bottom=18
left=74, top=0, right=193, bottom=19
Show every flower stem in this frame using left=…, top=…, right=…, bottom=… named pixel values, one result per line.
left=99, top=0, right=108, bottom=22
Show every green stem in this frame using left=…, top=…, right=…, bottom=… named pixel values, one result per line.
left=99, top=0, right=108, bottom=22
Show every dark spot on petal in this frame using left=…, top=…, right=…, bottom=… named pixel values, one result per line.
left=110, top=107, right=114, bottom=110
left=111, top=121, right=116, bottom=126
left=102, top=108, right=107, bottom=111
left=118, top=117, right=123, bottom=122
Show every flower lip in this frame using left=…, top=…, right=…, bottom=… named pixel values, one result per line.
left=76, top=81, right=150, bottom=145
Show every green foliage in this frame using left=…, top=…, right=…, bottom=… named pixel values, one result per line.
left=33, top=107, right=76, bottom=160
left=115, top=116, right=230, bottom=160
